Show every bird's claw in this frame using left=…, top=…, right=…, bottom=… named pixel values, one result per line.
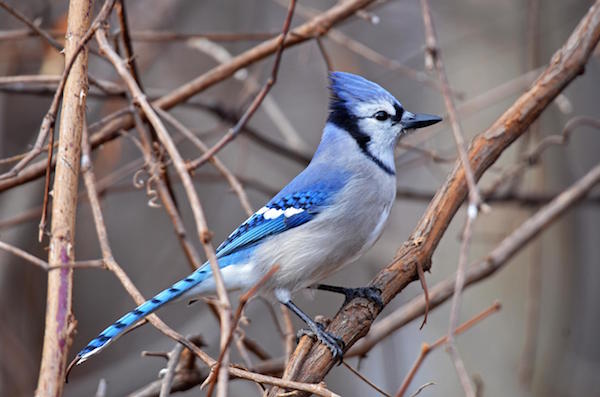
left=297, top=322, right=345, bottom=363
left=342, top=286, right=384, bottom=310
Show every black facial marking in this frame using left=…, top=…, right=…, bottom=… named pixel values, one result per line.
left=392, top=103, right=404, bottom=124
left=328, top=95, right=395, bottom=176
left=328, top=98, right=370, bottom=151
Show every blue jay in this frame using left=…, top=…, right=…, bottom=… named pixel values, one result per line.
left=73, top=71, right=441, bottom=366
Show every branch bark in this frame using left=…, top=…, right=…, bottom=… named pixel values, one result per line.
left=274, top=1, right=600, bottom=393
left=351, top=162, right=600, bottom=358
left=35, top=0, right=94, bottom=396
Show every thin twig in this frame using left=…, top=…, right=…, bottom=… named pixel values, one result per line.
left=420, top=0, right=484, bottom=213
left=187, top=0, right=297, bottom=172
left=156, top=108, right=253, bottom=216
left=445, top=215, right=477, bottom=397
left=342, top=361, right=391, bottom=397
left=415, top=260, right=429, bottom=329
left=131, top=30, right=278, bottom=43
left=0, top=239, right=105, bottom=271
left=159, top=343, right=185, bottom=397
left=485, top=116, right=600, bottom=196
left=315, top=37, right=333, bottom=71
left=204, top=265, right=280, bottom=396
left=419, top=2, right=483, bottom=394
left=394, top=302, right=501, bottom=397
left=408, top=382, right=435, bottom=397
left=0, top=27, right=278, bottom=43
left=0, top=0, right=63, bottom=51
left=0, top=240, right=52, bottom=270
left=276, top=0, right=450, bottom=95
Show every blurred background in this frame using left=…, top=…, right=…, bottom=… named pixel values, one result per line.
left=1, top=0, right=599, bottom=396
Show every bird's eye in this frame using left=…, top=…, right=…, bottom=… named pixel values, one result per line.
left=373, top=111, right=390, bottom=121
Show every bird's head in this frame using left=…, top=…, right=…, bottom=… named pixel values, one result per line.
left=327, top=72, right=441, bottom=173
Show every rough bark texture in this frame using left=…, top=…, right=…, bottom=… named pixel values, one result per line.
left=35, top=1, right=93, bottom=396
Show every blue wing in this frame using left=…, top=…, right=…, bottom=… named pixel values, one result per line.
left=216, top=191, right=327, bottom=258
left=216, top=165, right=350, bottom=258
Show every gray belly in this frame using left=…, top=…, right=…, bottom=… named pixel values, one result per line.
left=253, top=176, right=395, bottom=292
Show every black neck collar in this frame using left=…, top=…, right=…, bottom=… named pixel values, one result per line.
left=327, top=105, right=395, bottom=176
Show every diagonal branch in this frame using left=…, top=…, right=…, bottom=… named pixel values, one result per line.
left=187, top=0, right=295, bottom=172
left=0, top=0, right=63, bottom=51
left=351, top=161, right=600, bottom=359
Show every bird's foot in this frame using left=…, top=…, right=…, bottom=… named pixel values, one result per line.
left=297, top=322, right=345, bottom=363
left=341, top=286, right=384, bottom=309
left=316, top=284, right=384, bottom=310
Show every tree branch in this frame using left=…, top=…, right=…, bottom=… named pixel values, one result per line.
left=35, top=0, right=95, bottom=395
left=350, top=161, right=600, bottom=358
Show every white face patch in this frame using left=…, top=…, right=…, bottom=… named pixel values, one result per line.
left=353, top=98, right=402, bottom=150
left=354, top=99, right=396, bottom=119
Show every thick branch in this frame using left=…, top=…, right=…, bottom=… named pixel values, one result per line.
left=351, top=162, right=600, bottom=358
left=35, top=1, right=94, bottom=396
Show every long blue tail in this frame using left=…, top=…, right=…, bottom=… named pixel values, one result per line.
left=74, top=263, right=212, bottom=365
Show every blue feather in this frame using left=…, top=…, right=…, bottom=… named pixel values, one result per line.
left=216, top=191, right=326, bottom=257
left=76, top=264, right=213, bottom=362
left=329, top=71, right=400, bottom=115
left=75, top=244, right=258, bottom=363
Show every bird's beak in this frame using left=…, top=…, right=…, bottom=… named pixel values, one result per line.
left=400, top=111, right=442, bottom=129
